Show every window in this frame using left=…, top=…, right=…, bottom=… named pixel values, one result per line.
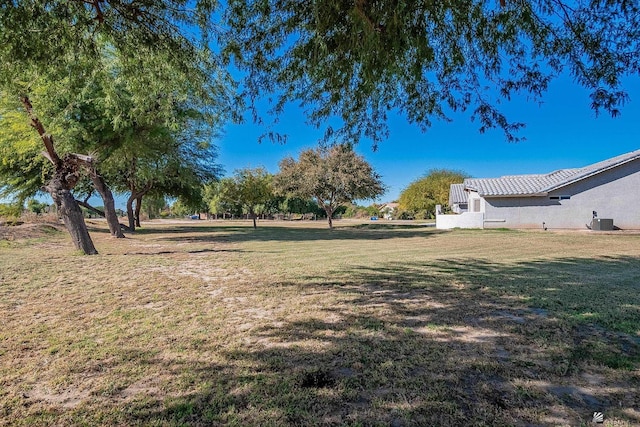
left=473, top=199, right=481, bottom=212
left=550, top=195, right=571, bottom=200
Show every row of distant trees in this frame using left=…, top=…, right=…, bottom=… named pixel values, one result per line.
left=195, top=167, right=469, bottom=224
left=1, top=143, right=386, bottom=237
left=180, top=145, right=385, bottom=229
left=4, top=165, right=469, bottom=227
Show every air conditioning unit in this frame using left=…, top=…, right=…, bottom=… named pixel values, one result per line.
left=591, top=218, right=614, bottom=231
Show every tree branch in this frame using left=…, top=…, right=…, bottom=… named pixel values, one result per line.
left=20, top=96, right=62, bottom=167
left=353, top=0, right=384, bottom=33
left=76, top=0, right=105, bottom=23
left=76, top=199, right=106, bottom=217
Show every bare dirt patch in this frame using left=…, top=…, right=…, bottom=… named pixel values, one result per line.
left=26, top=384, right=91, bottom=409
left=0, top=222, right=65, bottom=241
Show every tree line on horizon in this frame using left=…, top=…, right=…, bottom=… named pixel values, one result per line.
left=3, top=164, right=469, bottom=230
left=198, top=166, right=468, bottom=224
left=0, top=144, right=387, bottom=232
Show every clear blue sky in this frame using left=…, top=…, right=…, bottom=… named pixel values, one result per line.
left=218, top=73, right=640, bottom=204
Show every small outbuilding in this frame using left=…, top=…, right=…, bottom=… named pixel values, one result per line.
left=379, top=203, right=399, bottom=220
left=437, top=149, right=640, bottom=230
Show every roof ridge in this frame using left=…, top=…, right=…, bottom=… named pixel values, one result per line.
left=542, top=149, right=640, bottom=192
left=464, top=149, right=640, bottom=196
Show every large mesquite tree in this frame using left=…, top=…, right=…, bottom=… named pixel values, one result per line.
left=274, top=145, right=385, bottom=229
left=107, top=125, right=222, bottom=232
left=222, top=0, right=640, bottom=146
left=0, top=1, right=235, bottom=254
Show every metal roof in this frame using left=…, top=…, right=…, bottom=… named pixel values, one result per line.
left=463, top=149, right=640, bottom=197
left=448, top=183, right=467, bottom=206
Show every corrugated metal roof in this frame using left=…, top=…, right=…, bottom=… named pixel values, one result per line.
left=464, top=149, right=640, bottom=197
left=448, top=183, right=467, bottom=206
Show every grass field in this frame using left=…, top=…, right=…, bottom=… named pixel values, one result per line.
left=1, top=219, right=639, bottom=426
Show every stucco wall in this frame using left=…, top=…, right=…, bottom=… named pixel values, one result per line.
left=483, top=160, right=640, bottom=229
left=436, top=211, right=484, bottom=229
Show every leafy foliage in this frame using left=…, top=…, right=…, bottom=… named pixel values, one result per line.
left=140, top=195, right=167, bottom=220
left=278, top=197, right=324, bottom=217
left=399, top=169, right=469, bottom=219
left=25, top=198, right=50, bottom=214
left=223, top=0, right=640, bottom=146
left=0, top=0, right=225, bottom=88
left=274, top=145, right=385, bottom=227
left=0, top=0, right=237, bottom=251
left=204, top=179, right=234, bottom=217
left=0, top=97, right=52, bottom=202
left=169, top=199, right=193, bottom=218
left=0, top=203, right=23, bottom=220
left=220, top=168, right=274, bottom=227
left=343, top=204, right=380, bottom=219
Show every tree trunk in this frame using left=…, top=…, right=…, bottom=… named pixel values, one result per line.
left=126, top=185, right=151, bottom=232
left=47, top=170, right=98, bottom=255
left=20, top=95, right=97, bottom=254
left=135, top=196, right=142, bottom=228
left=91, top=173, right=125, bottom=238
left=126, top=194, right=136, bottom=232
left=326, top=207, right=334, bottom=229
left=252, top=212, right=257, bottom=229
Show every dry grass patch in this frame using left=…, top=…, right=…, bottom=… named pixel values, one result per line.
left=0, top=219, right=638, bottom=426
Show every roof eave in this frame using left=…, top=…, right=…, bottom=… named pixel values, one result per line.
left=543, top=155, right=640, bottom=193
left=481, top=192, right=548, bottom=198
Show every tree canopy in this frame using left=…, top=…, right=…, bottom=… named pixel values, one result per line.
left=274, top=145, right=385, bottom=228
left=220, top=168, right=274, bottom=228
left=0, top=1, right=236, bottom=253
left=0, top=99, right=51, bottom=204
left=223, top=0, right=640, bottom=146
left=399, top=169, right=469, bottom=219
left=203, top=179, right=235, bottom=218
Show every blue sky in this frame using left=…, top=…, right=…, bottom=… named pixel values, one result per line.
left=218, top=73, right=640, bottom=203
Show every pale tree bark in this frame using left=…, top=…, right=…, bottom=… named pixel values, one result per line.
left=21, top=95, right=98, bottom=254
left=126, top=195, right=136, bottom=231
left=46, top=168, right=98, bottom=254
left=89, top=171, right=125, bottom=238
left=326, top=208, right=334, bottom=229
left=126, top=185, right=151, bottom=232
left=76, top=199, right=104, bottom=217
left=135, top=195, right=142, bottom=228
left=316, top=194, right=336, bottom=229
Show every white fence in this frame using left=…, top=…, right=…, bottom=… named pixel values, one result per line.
left=435, top=205, right=484, bottom=229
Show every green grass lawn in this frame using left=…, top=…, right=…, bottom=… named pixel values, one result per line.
left=0, top=219, right=638, bottom=426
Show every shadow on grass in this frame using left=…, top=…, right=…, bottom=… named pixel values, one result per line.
left=350, top=222, right=435, bottom=230
left=19, top=256, right=640, bottom=426
left=148, top=224, right=444, bottom=244
left=117, top=248, right=243, bottom=256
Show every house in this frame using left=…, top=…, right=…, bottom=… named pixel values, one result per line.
left=378, top=202, right=399, bottom=219
left=437, top=149, right=640, bottom=230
